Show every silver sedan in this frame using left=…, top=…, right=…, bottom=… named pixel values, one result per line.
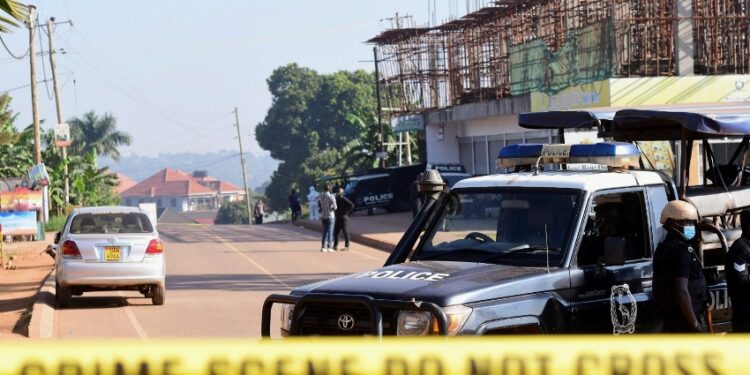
left=54, top=206, right=166, bottom=307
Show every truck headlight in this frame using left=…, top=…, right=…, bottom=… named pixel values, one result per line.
left=396, top=305, right=472, bottom=336
left=279, top=303, right=294, bottom=336
left=397, top=310, right=432, bottom=336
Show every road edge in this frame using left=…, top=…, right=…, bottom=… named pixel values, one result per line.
left=28, top=270, right=55, bottom=339
left=296, top=221, right=394, bottom=253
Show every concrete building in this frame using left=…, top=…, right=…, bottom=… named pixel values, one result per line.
left=120, top=168, right=246, bottom=212
left=369, top=0, right=750, bottom=175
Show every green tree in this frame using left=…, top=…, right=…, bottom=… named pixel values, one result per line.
left=0, top=0, right=27, bottom=33
left=0, top=95, right=33, bottom=177
left=255, top=64, right=381, bottom=211
left=68, top=111, right=132, bottom=161
left=0, top=94, right=19, bottom=146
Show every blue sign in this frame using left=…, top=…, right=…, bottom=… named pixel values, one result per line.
left=390, top=114, right=425, bottom=133
left=0, top=211, right=37, bottom=236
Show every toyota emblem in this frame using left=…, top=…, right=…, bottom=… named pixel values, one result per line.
left=337, top=314, right=355, bottom=330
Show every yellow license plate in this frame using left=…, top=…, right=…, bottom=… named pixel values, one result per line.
left=104, top=247, right=121, bottom=261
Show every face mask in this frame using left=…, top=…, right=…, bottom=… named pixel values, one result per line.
left=682, top=225, right=696, bottom=240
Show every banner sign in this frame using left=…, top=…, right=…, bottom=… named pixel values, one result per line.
left=0, top=187, right=43, bottom=212
left=0, top=337, right=746, bottom=375
left=391, top=114, right=425, bottom=133
left=54, top=123, right=72, bottom=147
left=27, top=163, right=50, bottom=187
left=0, top=211, right=37, bottom=236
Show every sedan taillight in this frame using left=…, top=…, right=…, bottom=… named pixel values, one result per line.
left=61, top=240, right=81, bottom=258
left=146, top=239, right=164, bottom=255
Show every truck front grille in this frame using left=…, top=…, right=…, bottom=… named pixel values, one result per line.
left=297, top=303, right=396, bottom=335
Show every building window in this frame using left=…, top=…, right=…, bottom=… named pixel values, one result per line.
left=156, top=198, right=163, bottom=207
left=171, top=198, right=177, bottom=207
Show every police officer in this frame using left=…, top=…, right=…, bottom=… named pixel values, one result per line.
left=727, top=209, right=750, bottom=332
left=653, top=200, right=709, bottom=333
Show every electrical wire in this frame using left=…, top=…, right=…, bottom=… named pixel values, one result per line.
left=2, top=79, right=54, bottom=93
left=0, top=35, right=30, bottom=60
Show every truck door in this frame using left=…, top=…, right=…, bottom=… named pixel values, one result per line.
left=568, top=189, right=661, bottom=334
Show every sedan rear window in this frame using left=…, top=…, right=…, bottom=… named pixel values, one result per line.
left=70, top=213, right=154, bottom=234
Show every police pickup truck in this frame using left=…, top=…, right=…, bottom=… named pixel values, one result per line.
left=262, top=109, right=749, bottom=336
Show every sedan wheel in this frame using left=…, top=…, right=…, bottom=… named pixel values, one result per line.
left=151, top=285, right=165, bottom=305
left=56, top=281, right=71, bottom=308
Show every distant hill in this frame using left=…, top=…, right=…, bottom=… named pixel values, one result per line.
left=101, top=151, right=279, bottom=191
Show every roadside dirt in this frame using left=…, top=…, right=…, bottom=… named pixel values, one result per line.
left=0, top=235, right=54, bottom=338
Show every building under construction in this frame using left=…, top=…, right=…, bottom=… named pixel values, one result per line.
left=369, top=0, right=750, bottom=175
left=370, top=0, right=749, bottom=114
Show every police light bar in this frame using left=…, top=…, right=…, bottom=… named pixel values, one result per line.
left=497, top=142, right=640, bottom=169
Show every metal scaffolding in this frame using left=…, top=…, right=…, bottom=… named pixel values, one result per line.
left=368, top=0, right=750, bottom=116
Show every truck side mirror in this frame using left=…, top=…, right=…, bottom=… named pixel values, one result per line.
left=419, top=170, right=446, bottom=195
left=54, top=231, right=62, bottom=244
left=604, top=237, right=626, bottom=266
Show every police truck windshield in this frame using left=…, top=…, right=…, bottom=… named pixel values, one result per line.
left=416, top=188, right=582, bottom=267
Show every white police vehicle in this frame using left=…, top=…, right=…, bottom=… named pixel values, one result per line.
left=262, top=109, right=749, bottom=336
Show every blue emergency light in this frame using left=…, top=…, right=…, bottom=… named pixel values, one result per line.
left=497, top=142, right=640, bottom=169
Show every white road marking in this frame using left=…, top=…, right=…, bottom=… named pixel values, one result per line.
left=118, top=291, right=149, bottom=341
left=208, top=230, right=291, bottom=289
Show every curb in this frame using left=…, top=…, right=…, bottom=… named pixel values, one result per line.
left=296, top=221, right=395, bottom=253
left=28, top=270, right=55, bottom=339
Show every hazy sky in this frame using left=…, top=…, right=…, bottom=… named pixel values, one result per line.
left=2, top=1, right=475, bottom=158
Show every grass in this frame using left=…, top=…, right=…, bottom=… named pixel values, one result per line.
left=44, top=215, right=67, bottom=233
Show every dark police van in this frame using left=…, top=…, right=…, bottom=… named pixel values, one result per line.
left=344, top=163, right=425, bottom=214
left=262, top=109, right=748, bottom=336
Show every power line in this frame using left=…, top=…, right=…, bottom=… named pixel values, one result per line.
left=0, top=35, right=30, bottom=60
left=2, top=78, right=56, bottom=93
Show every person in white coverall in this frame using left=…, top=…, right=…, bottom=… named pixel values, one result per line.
left=307, top=186, right=319, bottom=220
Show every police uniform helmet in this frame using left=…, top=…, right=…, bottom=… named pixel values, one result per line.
left=660, top=200, right=699, bottom=225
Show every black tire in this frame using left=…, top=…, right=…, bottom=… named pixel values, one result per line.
left=151, top=284, right=165, bottom=305
left=367, top=208, right=374, bottom=216
left=56, top=281, right=71, bottom=308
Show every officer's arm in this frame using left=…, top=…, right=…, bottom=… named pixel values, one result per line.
left=675, top=277, right=700, bottom=331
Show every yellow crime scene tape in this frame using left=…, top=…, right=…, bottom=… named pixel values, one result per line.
left=1, top=336, right=745, bottom=375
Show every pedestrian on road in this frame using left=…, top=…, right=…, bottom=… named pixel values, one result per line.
left=288, top=189, right=302, bottom=223
left=333, top=187, right=355, bottom=251
left=307, top=186, right=319, bottom=220
left=317, top=185, right=337, bottom=252
left=727, top=209, right=750, bottom=332
left=254, top=200, right=265, bottom=225
left=653, top=200, right=709, bottom=333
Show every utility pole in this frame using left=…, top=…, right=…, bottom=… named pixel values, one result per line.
left=373, top=46, right=386, bottom=168
left=27, top=5, right=41, bottom=165
left=47, top=17, right=69, bottom=205
left=234, top=107, right=252, bottom=224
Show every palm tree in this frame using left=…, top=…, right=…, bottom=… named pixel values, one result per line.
left=0, top=0, right=28, bottom=33
left=68, top=111, right=132, bottom=161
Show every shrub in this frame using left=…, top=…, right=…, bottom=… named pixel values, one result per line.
left=45, top=215, right=68, bottom=232
left=214, top=201, right=249, bottom=225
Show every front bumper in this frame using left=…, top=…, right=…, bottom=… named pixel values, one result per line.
left=58, top=258, right=165, bottom=287
left=261, top=293, right=449, bottom=337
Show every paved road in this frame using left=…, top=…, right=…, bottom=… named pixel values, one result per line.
left=51, top=223, right=388, bottom=339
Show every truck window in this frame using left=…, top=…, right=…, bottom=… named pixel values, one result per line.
left=415, top=188, right=582, bottom=267
left=577, top=191, right=649, bottom=266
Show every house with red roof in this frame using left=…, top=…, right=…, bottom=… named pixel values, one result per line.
left=120, top=168, right=246, bottom=212
left=114, top=173, right=137, bottom=195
